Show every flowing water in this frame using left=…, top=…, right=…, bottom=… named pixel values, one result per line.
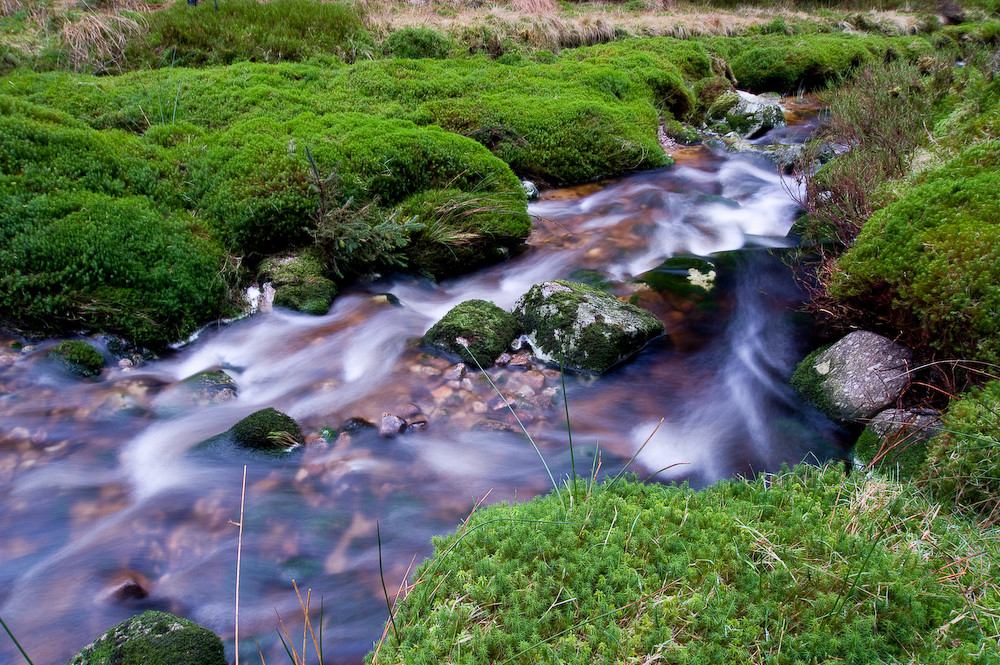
left=0, top=105, right=845, bottom=664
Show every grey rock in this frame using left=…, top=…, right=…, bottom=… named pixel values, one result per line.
left=380, top=413, right=407, bottom=438
left=513, top=280, right=664, bottom=374
left=803, top=331, right=913, bottom=424
left=707, top=90, right=786, bottom=140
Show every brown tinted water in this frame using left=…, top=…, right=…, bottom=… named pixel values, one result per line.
left=0, top=105, right=845, bottom=665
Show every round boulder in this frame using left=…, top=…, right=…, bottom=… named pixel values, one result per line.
left=67, top=610, right=226, bottom=665
left=424, top=299, right=521, bottom=367
left=513, top=280, right=665, bottom=374
left=791, top=331, right=913, bottom=425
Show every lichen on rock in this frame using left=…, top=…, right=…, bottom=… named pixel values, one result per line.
left=512, top=280, right=665, bottom=374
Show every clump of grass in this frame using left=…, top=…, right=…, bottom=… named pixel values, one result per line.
left=367, top=464, right=1000, bottom=664
left=59, top=9, right=145, bottom=72
left=924, top=380, right=1000, bottom=524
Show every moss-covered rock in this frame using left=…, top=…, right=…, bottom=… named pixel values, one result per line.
left=424, top=299, right=521, bottom=366
left=229, top=407, right=304, bottom=450
left=49, top=340, right=105, bottom=378
left=790, top=332, right=912, bottom=425
left=67, top=610, right=226, bottom=665
left=854, top=409, right=939, bottom=480
left=262, top=249, right=337, bottom=315
left=513, top=280, right=664, bottom=374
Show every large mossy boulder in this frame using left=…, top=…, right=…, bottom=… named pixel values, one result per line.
left=229, top=407, right=304, bottom=450
left=424, top=299, right=521, bottom=366
left=513, top=280, right=665, bottom=374
left=791, top=331, right=912, bottom=425
left=67, top=610, right=226, bottom=665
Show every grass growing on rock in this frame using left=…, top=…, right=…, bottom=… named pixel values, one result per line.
left=369, top=465, right=1000, bottom=664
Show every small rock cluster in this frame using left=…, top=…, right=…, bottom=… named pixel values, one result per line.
left=791, top=330, right=941, bottom=476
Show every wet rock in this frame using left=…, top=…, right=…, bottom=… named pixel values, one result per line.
left=520, top=370, right=546, bottom=391
left=67, top=610, right=225, bottom=665
left=181, top=370, right=238, bottom=405
left=791, top=331, right=913, bottom=425
left=260, top=249, right=337, bottom=316
left=495, top=352, right=513, bottom=366
left=522, top=180, right=540, bottom=199
left=508, top=353, right=532, bottom=369
left=229, top=407, right=304, bottom=451
left=706, top=90, right=786, bottom=140
left=513, top=280, right=665, bottom=374
left=443, top=363, right=467, bottom=380
left=473, top=419, right=517, bottom=434
left=380, top=413, right=407, bottom=438
left=424, top=299, right=521, bottom=367
left=408, top=414, right=429, bottom=431
left=855, top=408, right=941, bottom=479
left=101, top=571, right=151, bottom=603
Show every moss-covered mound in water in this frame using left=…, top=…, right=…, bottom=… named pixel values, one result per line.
left=230, top=407, right=304, bottom=450
left=424, top=299, right=521, bottom=365
left=368, top=466, right=999, bottom=664
left=514, top=280, right=664, bottom=374
left=67, top=610, right=226, bottom=665
left=49, top=340, right=105, bottom=378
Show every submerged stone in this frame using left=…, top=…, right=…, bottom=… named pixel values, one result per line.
left=67, top=610, right=225, bottom=665
left=424, top=299, right=521, bottom=367
left=513, top=280, right=665, bottom=374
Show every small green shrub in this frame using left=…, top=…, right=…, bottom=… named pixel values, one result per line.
left=49, top=340, right=105, bottom=378
left=369, top=466, right=999, bottom=664
left=924, top=381, right=1000, bottom=521
left=382, top=26, right=452, bottom=60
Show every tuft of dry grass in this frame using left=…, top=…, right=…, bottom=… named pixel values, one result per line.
left=1, top=0, right=25, bottom=17
left=59, top=9, right=145, bottom=71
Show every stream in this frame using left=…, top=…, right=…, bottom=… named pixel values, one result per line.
left=0, top=103, right=846, bottom=664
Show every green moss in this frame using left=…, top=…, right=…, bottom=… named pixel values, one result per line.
left=789, top=344, right=836, bottom=419
left=829, top=143, right=1000, bottom=364
left=382, top=26, right=452, bottom=59
left=263, top=250, right=337, bottom=315
left=368, top=466, right=999, bottom=664
left=424, top=299, right=521, bottom=365
left=924, top=381, right=1000, bottom=520
left=67, top=610, right=226, bottom=665
left=229, top=407, right=304, bottom=451
left=49, top=340, right=105, bottom=378
left=514, top=280, right=664, bottom=374
left=855, top=422, right=931, bottom=480
left=125, top=0, right=373, bottom=69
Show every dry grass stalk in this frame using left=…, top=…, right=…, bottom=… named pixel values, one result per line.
left=1, top=0, right=25, bottom=17
left=59, top=10, right=145, bottom=71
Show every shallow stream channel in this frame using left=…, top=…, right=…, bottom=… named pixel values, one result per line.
left=0, top=101, right=848, bottom=664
